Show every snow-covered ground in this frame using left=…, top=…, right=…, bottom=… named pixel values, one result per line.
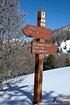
left=0, top=66, right=70, bottom=105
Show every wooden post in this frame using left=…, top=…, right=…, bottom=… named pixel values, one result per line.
left=22, top=10, right=57, bottom=104
left=34, top=10, right=46, bottom=104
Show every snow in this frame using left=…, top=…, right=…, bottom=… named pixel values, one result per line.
left=59, top=40, right=70, bottom=53
left=66, top=40, right=70, bottom=52
left=0, top=66, right=70, bottom=105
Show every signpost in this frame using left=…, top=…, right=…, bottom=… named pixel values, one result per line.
left=22, top=10, right=57, bottom=104
left=34, top=10, right=46, bottom=104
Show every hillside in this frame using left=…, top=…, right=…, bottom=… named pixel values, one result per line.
left=53, top=24, right=70, bottom=32
left=53, top=24, right=70, bottom=42
left=0, top=66, right=70, bottom=105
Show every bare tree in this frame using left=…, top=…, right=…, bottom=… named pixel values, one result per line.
left=0, top=0, right=25, bottom=84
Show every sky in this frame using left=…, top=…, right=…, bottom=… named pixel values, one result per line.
left=18, top=0, right=70, bottom=30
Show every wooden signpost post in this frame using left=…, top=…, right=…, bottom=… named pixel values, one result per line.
left=34, top=10, right=45, bottom=104
left=22, top=10, right=57, bottom=104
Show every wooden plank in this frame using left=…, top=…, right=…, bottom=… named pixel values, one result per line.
left=22, top=24, right=52, bottom=40
left=31, top=42, right=57, bottom=54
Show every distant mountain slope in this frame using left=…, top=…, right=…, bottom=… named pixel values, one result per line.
left=53, top=24, right=70, bottom=42
left=54, top=24, right=70, bottom=32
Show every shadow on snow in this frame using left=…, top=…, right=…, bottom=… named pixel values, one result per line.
left=0, top=83, right=70, bottom=105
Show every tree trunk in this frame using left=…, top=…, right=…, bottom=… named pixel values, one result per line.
left=0, top=81, right=3, bottom=91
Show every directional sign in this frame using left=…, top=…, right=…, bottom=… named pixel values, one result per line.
left=22, top=24, right=52, bottom=40
left=31, top=42, right=57, bottom=54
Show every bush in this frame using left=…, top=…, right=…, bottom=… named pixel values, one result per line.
left=44, top=54, right=56, bottom=70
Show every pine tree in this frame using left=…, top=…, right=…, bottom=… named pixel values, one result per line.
left=44, top=54, right=56, bottom=70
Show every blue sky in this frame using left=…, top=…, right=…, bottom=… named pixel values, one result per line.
left=19, top=0, right=70, bottom=30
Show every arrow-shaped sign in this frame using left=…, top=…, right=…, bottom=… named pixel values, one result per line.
left=22, top=24, right=52, bottom=40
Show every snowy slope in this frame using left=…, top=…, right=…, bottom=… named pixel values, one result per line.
left=0, top=67, right=70, bottom=105
left=57, top=40, right=70, bottom=53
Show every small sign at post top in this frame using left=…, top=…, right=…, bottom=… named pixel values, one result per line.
left=31, top=42, right=57, bottom=54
